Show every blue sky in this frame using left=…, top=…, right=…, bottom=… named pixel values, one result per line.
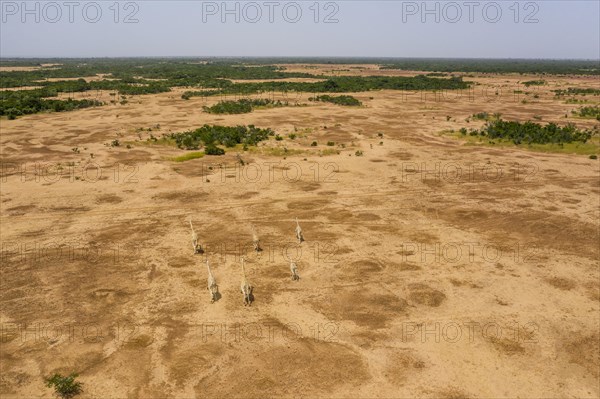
left=1, top=1, right=599, bottom=58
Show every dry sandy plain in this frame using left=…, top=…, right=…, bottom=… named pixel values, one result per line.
left=1, top=65, right=599, bottom=398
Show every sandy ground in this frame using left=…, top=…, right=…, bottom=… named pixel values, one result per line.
left=0, top=70, right=599, bottom=398
left=0, top=64, right=61, bottom=72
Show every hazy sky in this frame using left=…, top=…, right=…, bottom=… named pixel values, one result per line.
left=1, top=1, right=599, bottom=59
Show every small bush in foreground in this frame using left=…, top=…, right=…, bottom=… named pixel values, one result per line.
left=45, top=373, right=82, bottom=399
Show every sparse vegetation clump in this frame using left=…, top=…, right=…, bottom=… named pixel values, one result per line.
left=45, top=373, right=82, bottom=399
left=572, top=106, right=600, bottom=120
left=471, top=112, right=501, bottom=121
left=522, top=80, right=546, bottom=87
left=202, top=98, right=287, bottom=114
left=554, top=87, right=600, bottom=96
left=472, top=112, right=490, bottom=121
left=309, top=95, right=362, bottom=106
left=169, top=124, right=275, bottom=150
left=564, top=98, right=592, bottom=104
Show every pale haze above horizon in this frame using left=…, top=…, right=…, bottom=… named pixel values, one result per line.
left=1, top=0, right=599, bottom=59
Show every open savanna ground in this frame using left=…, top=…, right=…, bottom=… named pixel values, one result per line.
left=1, top=66, right=599, bottom=398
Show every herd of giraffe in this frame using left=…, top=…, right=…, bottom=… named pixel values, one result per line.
left=188, top=218, right=304, bottom=305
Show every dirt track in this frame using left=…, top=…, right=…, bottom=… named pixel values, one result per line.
left=1, top=69, right=599, bottom=398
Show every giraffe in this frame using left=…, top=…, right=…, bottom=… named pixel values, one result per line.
left=290, top=261, right=300, bottom=281
left=240, top=258, right=253, bottom=306
left=206, top=260, right=219, bottom=303
left=251, top=224, right=261, bottom=252
left=295, top=217, right=304, bottom=244
left=189, top=219, right=201, bottom=254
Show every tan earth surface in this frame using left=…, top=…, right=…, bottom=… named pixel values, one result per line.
left=1, top=66, right=599, bottom=398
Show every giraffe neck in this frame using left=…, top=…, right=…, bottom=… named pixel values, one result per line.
left=241, top=261, right=247, bottom=281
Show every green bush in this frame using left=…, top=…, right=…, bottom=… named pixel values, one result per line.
left=202, top=98, right=287, bottom=114
left=522, top=80, right=546, bottom=87
left=309, top=95, right=362, bottom=106
left=326, top=141, right=335, bottom=146
left=45, top=373, right=82, bottom=399
left=472, top=112, right=489, bottom=120
left=590, top=154, right=598, bottom=160
left=204, top=144, right=225, bottom=155
left=170, top=125, right=275, bottom=150
left=468, top=119, right=594, bottom=145
left=311, top=141, right=317, bottom=146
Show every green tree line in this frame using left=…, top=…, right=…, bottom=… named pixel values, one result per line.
left=0, top=90, right=102, bottom=118
left=182, top=75, right=470, bottom=100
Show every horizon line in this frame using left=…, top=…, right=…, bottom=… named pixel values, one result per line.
left=1, top=56, right=599, bottom=61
